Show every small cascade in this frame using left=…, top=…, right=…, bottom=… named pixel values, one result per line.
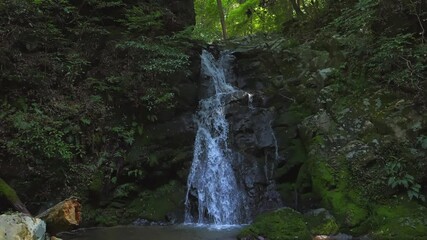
left=185, top=50, right=247, bottom=225
left=270, top=121, right=279, bottom=161
left=264, top=120, right=279, bottom=181
left=247, top=93, right=254, bottom=110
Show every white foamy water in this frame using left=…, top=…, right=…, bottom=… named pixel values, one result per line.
left=185, top=50, right=247, bottom=225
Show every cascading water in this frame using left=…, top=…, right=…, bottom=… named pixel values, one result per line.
left=184, top=50, right=247, bottom=225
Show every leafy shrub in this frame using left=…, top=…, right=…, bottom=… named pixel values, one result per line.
left=1, top=103, right=73, bottom=162
left=368, top=34, right=426, bottom=90
left=385, top=159, right=425, bottom=201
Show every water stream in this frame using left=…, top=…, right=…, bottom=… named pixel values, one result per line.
left=185, top=50, right=248, bottom=225
left=60, top=225, right=241, bottom=240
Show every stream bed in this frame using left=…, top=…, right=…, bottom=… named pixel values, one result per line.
left=59, top=225, right=242, bottom=240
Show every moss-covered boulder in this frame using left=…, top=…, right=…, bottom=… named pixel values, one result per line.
left=304, top=208, right=339, bottom=235
left=309, top=153, right=368, bottom=229
left=368, top=200, right=427, bottom=239
left=238, top=207, right=311, bottom=240
left=126, top=180, right=185, bottom=222
left=83, top=180, right=185, bottom=226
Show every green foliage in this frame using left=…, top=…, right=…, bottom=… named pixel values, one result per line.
left=111, top=126, right=135, bottom=146
left=118, top=6, right=163, bottom=35
left=330, top=0, right=378, bottom=35
left=116, top=38, right=189, bottom=74
left=63, top=52, right=90, bottom=83
left=385, top=159, right=425, bottom=201
left=86, top=0, right=125, bottom=9
left=113, top=183, right=138, bottom=199
left=1, top=102, right=73, bottom=162
left=145, top=153, right=159, bottom=167
left=140, top=87, right=175, bottom=112
left=322, top=0, right=426, bottom=95
left=193, top=0, right=327, bottom=41
left=0, top=0, right=195, bottom=211
left=368, top=34, right=426, bottom=90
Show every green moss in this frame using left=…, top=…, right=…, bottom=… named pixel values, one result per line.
left=82, top=180, right=186, bottom=226
left=274, top=139, right=307, bottom=180
left=238, top=208, right=311, bottom=240
left=310, top=160, right=335, bottom=191
left=0, top=178, right=20, bottom=203
left=368, top=200, right=427, bottom=240
left=125, top=180, right=185, bottom=221
left=309, top=158, right=368, bottom=228
left=82, top=205, right=121, bottom=226
left=275, top=104, right=312, bottom=127
left=95, top=209, right=120, bottom=226
left=277, top=183, right=296, bottom=205
left=324, top=191, right=368, bottom=228
left=296, top=163, right=312, bottom=193
left=304, top=209, right=339, bottom=235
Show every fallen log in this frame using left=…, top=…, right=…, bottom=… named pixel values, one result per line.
left=0, top=178, right=31, bottom=215
left=37, top=196, right=82, bottom=235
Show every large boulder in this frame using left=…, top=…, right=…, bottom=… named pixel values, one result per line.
left=238, top=207, right=312, bottom=240
left=0, top=213, right=47, bottom=240
left=304, top=208, right=339, bottom=236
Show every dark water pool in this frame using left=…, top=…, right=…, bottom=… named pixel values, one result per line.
left=59, top=225, right=242, bottom=240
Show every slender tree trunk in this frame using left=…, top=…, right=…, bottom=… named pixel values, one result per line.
left=0, top=178, right=30, bottom=215
left=216, top=0, right=228, bottom=40
left=289, top=0, right=304, bottom=17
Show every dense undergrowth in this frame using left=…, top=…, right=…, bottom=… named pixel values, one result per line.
left=290, top=0, right=427, bottom=201
left=0, top=0, right=199, bottom=216
left=0, top=0, right=426, bottom=233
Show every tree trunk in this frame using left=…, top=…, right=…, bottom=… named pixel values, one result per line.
left=289, top=0, right=304, bottom=17
left=216, top=0, right=228, bottom=40
left=36, top=197, right=82, bottom=235
left=0, top=178, right=30, bottom=215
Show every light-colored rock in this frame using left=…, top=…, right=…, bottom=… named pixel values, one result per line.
left=0, top=213, right=46, bottom=240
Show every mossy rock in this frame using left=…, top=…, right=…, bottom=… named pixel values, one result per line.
left=304, top=208, right=339, bottom=235
left=83, top=180, right=185, bottom=226
left=309, top=156, right=368, bottom=228
left=238, top=207, right=311, bottom=240
left=125, top=180, right=185, bottom=222
left=82, top=205, right=121, bottom=226
left=368, top=200, right=427, bottom=239
left=276, top=183, right=296, bottom=206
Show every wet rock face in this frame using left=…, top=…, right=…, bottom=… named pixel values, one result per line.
left=224, top=89, right=283, bottom=217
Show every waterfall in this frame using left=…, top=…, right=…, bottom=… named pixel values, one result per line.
left=185, top=50, right=246, bottom=225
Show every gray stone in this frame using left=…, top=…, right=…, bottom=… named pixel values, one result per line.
left=0, top=213, right=47, bottom=240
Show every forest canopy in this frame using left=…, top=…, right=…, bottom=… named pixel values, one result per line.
left=193, top=0, right=327, bottom=40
